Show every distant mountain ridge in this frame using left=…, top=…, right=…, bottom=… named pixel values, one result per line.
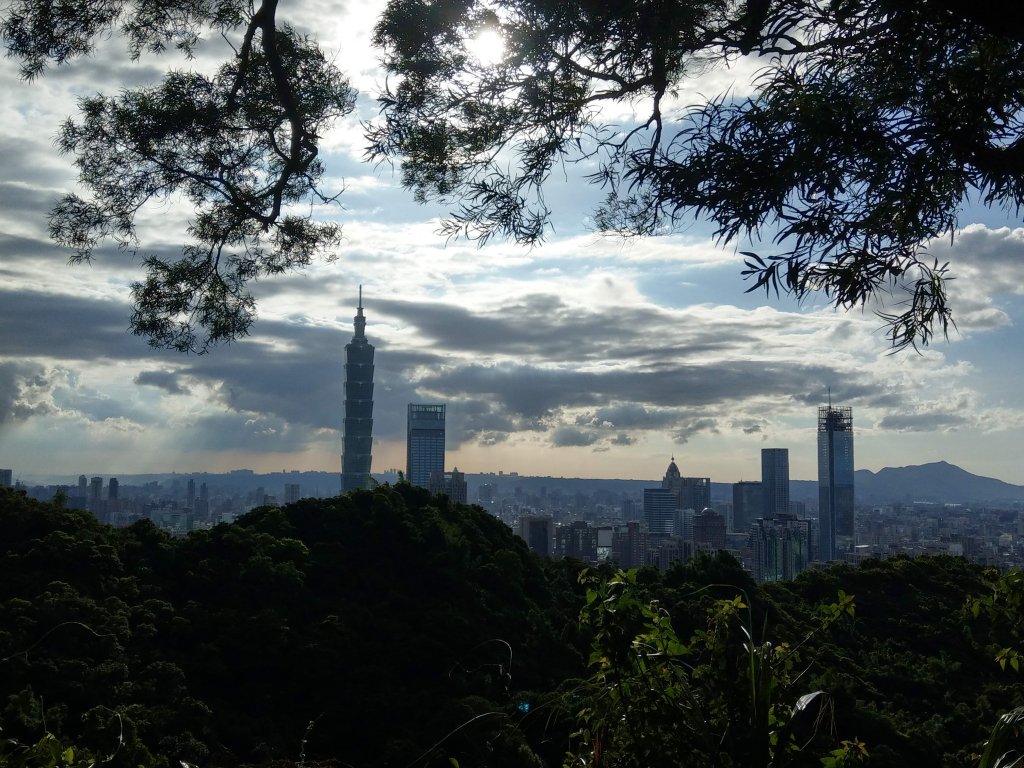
left=851, top=460, right=1024, bottom=505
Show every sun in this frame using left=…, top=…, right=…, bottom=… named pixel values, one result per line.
left=465, top=27, right=506, bottom=67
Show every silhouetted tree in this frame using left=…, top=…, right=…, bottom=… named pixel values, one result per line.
left=2, top=0, right=355, bottom=351
left=369, top=0, right=1024, bottom=349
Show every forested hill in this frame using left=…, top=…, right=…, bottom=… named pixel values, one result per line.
left=0, top=485, right=1021, bottom=768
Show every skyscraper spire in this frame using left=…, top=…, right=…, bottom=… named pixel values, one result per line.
left=341, top=288, right=374, bottom=492
left=353, top=284, right=366, bottom=340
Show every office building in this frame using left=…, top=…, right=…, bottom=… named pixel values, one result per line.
left=108, top=478, right=118, bottom=500
left=428, top=468, right=467, bottom=503
left=751, top=514, right=811, bottom=582
left=661, top=457, right=710, bottom=516
left=0, top=469, right=11, bottom=488
left=187, top=478, right=196, bottom=508
left=732, top=480, right=763, bottom=533
left=90, top=476, right=103, bottom=500
left=680, top=476, right=711, bottom=512
left=611, top=521, right=648, bottom=569
left=407, top=403, right=445, bottom=487
left=556, top=521, right=599, bottom=563
left=519, top=515, right=553, bottom=556
left=662, top=457, right=682, bottom=496
left=284, top=483, right=301, bottom=504
left=818, top=405, right=855, bottom=562
left=478, top=484, right=494, bottom=504
left=644, top=487, right=678, bottom=537
left=77, top=475, right=87, bottom=497
left=693, top=508, right=727, bottom=550
left=761, top=448, right=790, bottom=518
left=341, top=287, right=375, bottom=492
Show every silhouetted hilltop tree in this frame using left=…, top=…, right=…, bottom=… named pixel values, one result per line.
left=0, top=485, right=584, bottom=767
left=3, top=485, right=1023, bottom=768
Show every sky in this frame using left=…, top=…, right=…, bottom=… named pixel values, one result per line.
left=3, top=1, right=1024, bottom=486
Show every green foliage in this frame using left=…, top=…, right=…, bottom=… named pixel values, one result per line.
left=969, top=569, right=1024, bottom=672
left=2, top=485, right=1022, bottom=768
left=0, top=485, right=581, bottom=768
left=0, top=729, right=106, bottom=768
left=977, top=706, right=1024, bottom=768
left=566, top=568, right=855, bottom=768
left=371, top=0, right=1024, bottom=349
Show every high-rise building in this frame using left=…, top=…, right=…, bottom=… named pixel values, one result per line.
left=662, top=457, right=682, bottom=496
left=0, top=469, right=11, bottom=488
left=818, top=405, right=855, bottom=562
left=428, top=468, right=467, bottom=503
left=108, top=478, right=118, bottom=500
left=693, top=508, right=727, bottom=550
left=341, top=287, right=375, bottom=493
left=761, top=448, right=790, bottom=518
left=751, top=513, right=811, bottom=582
left=680, top=476, right=711, bottom=512
left=90, top=476, right=103, bottom=500
left=556, top=521, right=599, bottom=563
left=78, top=475, right=87, bottom=497
left=284, top=483, right=301, bottom=504
left=732, top=480, right=763, bottom=533
left=644, top=487, right=678, bottom=537
left=407, top=403, right=445, bottom=487
left=519, top=515, right=553, bottom=556
left=611, top=521, right=649, bottom=569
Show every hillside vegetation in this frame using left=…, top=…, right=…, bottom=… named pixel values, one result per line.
left=0, top=486, right=1020, bottom=767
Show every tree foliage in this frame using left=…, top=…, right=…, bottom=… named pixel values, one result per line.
left=2, top=0, right=355, bottom=352
left=2, top=486, right=1023, bottom=768
left=370, top=0, right=1024, bottom=349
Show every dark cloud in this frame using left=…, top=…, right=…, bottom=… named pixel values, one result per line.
left=134, top=370, right=190, bottom=395
left=550, top=426, right=600, bottom=447
left=0, top=187, right=64, bottom=230
left=184, top=410, right=317, bottom=453
left=371, top=295, right=756, bottom=363
left=609, top=432, right=636, bottom=446
left=876, top=410, right=969, bottom=432
left=672, top=418, right=719, bottom=444
left=417, top=360, right=852, bottom=421
left=576, top=403, right=679, bottom=430
left=0, top=290, right=144, bottom=361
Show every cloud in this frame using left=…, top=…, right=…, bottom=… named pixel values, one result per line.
left=134, top=370, right=190, bottom=395
left=550, top=426, right=600, bottom=447
left=0, top=361, right=55, bottom=423
left=672, top=418, right=719, bottom=444
left=876, top=410, right=970, bottom=432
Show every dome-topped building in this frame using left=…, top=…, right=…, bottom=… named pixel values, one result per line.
left=662, top=456, right=682, bottom=494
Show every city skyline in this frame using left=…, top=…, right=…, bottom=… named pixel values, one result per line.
left=3, top=1, right=1024, bottom=484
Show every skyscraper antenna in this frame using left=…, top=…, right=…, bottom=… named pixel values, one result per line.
left=828, top=385, right=832, bottom=408
left=358, top=284, right=363, bottom=310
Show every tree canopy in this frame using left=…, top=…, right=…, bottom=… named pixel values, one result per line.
left=5, top=0, right=1024, bottom=350
left=3, top=0, right=354, bottom=352
left=369, top=0, right=1024, bottom=349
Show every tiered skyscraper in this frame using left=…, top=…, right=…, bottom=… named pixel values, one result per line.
left=407, top=403, right=445, bottom=487
left=341, top=288, right=375, bottom=492
left=818, top=405, right=854, bottom=562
